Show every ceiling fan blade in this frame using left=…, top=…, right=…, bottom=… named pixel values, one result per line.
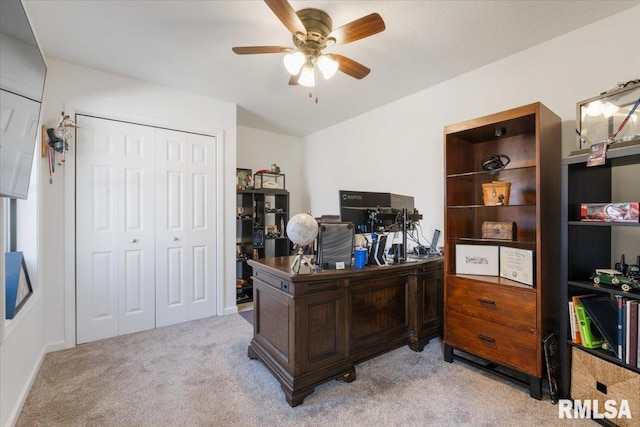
left=264, top=0, right=307, bottom=36
left=232, top=46, right=290, bottom=55
left=332, top=54, right=371, bottom=80
left=329, top=13, right=385, bottom=45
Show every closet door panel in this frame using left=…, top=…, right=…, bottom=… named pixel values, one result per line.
left=77, top=122, right=120, bottom=344
left=155, top=129, right=189, bottom=326
left=186, top=133, right=216, bottom=320
left=118, top=124, right=156, bottom=335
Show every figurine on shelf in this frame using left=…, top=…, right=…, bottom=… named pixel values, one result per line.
left=270, top=163, right=281, bottom=173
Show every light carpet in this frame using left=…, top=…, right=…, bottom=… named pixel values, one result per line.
left=16, top=313, right=594, bottom=426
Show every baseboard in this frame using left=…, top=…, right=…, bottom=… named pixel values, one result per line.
left=4, top=346, right=47, bottom=427
left=223, top=305, right=239, bottom=315
left=44, top=339, right=68, bottom=353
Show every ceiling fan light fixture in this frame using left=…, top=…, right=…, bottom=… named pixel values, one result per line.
left=298, top=63, right=315, bottom=87
left=317, top=54, right=338, bottom=79
left=283, top=50, right=306, bottom=75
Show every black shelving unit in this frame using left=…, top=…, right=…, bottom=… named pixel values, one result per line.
left=560, top=142, right=640, bottom=424
left=236, top=188, right=291, bottom=303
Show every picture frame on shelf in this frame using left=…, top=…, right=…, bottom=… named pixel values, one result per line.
left=253, top=229, right=264, bottom=247
left=455, top=244, right=499, bottom=276
left=265, top=225, right=279, bottom=236
left=499, top=246, right=534, bottom=286
left=5, top=251, right=33, bottom=319
left=236, top=168, right=252, bottom=190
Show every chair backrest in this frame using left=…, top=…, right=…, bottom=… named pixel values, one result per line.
left=317, top=221, right=354, bottom=270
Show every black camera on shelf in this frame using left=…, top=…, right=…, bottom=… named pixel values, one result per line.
left=614, top=254, right=640, bottom=279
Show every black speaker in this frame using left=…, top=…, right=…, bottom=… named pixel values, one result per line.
left=317, top=222, right=354, bottom=269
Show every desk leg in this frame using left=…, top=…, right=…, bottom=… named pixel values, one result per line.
left=529, top=376, right=542, bottom=400
left=408, top=332, right=430, bottom=352
left=283, top=386, right=315, bottom=407
left=444, top=344, right=454, bottom=363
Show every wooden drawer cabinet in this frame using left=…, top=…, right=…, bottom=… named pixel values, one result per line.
left=446, top=310, right=538, bottom=376
left=446, top=276, right=536, bottom=333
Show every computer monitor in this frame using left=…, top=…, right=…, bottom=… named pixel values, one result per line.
left=339, top=190, right=415, bottom=233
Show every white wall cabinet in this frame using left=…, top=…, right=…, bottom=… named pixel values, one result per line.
left=76, top=115, right=217, bottom=344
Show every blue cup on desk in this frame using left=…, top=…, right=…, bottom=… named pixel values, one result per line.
left=354, top=248, right=367, bottom=269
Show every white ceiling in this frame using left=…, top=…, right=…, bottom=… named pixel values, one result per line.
left=23, top=0, right=640, bottom=137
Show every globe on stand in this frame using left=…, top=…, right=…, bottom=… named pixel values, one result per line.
left=286, top=213, right=319, bottom=273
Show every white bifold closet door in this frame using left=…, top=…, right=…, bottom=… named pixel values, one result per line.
left=76, top=116, right=217, bottom=344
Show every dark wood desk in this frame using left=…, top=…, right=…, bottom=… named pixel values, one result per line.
left=247, top=256, right=443, bottom=406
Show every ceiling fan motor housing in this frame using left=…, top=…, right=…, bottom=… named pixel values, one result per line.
left=294, top=8, right=334, bottom=49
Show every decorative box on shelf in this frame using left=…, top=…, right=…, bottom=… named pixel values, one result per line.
left=481, top=221, right=517, bottom=240
left=254, top=173, right=285, bottom=190
left=580, top=202, right=639, bottom=223
left=576, top=80, right=640, bottom=151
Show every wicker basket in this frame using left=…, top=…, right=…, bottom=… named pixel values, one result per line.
left=482, top=181, right=511, bottom=206
left=571, top=347, right=639, bottom=426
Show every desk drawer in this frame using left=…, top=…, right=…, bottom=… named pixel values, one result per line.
left=446, top=276, right=536, bottom=332
left=445, top=310, right=539, bottom=376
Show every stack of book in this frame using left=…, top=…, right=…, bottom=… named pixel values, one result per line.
left=569, top=294, right=639, bottom=367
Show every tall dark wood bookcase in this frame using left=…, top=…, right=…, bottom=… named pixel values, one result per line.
left=236, top=188, right=290, bottom=303
left=443, top=102, right=561, bottom=399
left=560, top=142, right=640, bottom=422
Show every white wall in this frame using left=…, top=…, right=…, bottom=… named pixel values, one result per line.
left=237, top=126, right=304, bottom=216
left=303, top=6, right=640, bottom=249
left=1, top=152, right=42, bottom=427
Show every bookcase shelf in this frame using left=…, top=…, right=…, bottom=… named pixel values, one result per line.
left=236, top=188, right=291, bottom=304
left=569, top=221, right=640, bottom=228
left=560, top=143, right=640, bottom=423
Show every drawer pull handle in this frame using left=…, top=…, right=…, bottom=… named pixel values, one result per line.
left=477, top=334, right=495, bottom=343
left=477, top=298, right=495, bottom=305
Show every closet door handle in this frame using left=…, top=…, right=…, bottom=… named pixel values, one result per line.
left=477, top=298, right=495, bottom=305
left=173, top=237, right=179, bottom=241
left=131, top=239, right=138, bottom=243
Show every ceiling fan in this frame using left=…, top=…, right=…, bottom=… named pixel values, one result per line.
left=232, top=0, right=385, bottom=88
